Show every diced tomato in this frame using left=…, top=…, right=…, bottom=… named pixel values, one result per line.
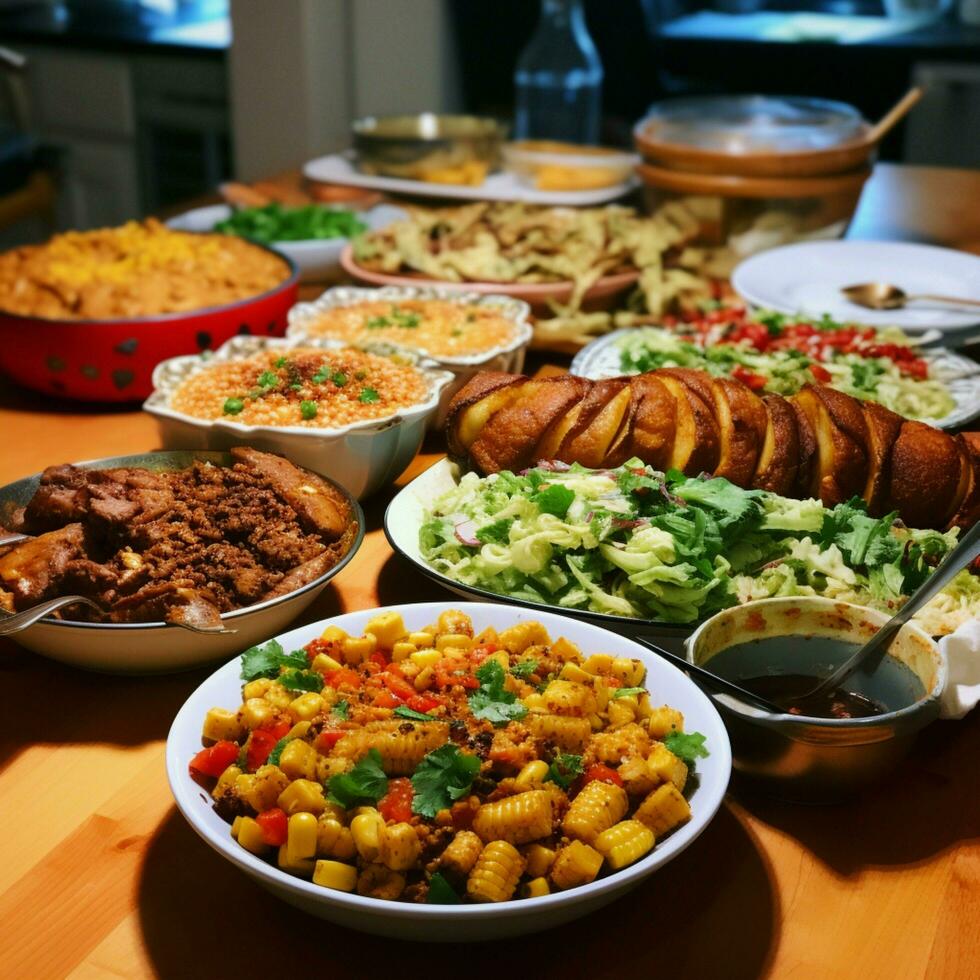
left=189, top=740, right=240, bottom=778
left=316, top=729, right=346, bottom=752
left=435, top=667, right=479, bottom=690
left=469, top=644, right=496, bottom=664
left=245, top=729, right=279, bottom=771
left=305, top=637, right=339, bottom=663
left=382, top=671, right=416, bottom=701
left=406, top=694, right=441, bottom=714
left=604, top=676, right=623, bottom=689
left=373, top=690, right=402, bottom=710
left=582, top=764, right=624, bottom=788
left=325, top=668, right=362, bottom=691
left=898, top=359, right=929, bottom=379
left=370, top=651, right=390, bottom=669
left=378, top=777, right=414, bottom=823
left=731, top=365, right=768, bottom=391
left=809, top=363, right=832, bottom=383
left=255, top=807, right=288, bottom=847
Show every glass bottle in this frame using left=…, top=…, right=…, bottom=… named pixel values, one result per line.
left=513, top=0, right=603, bottom=145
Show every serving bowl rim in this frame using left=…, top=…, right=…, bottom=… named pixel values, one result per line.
left=685, top=595, right=946, bottom=728
left=144, top=334, right=455, bottom=439
left=286, top=284, right=534, bottom=367
left=0, top=449, right=365, bottom=632
left=0, top=235, right=299, bottom=327
left=166, top=600, right=732, bottom=921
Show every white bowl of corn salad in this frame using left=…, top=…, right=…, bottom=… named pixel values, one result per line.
left=144, top=336, right=454, bottom=499
left=166, top=601, right=731, bottom=941
left=286, top=286, right=533, bottom=427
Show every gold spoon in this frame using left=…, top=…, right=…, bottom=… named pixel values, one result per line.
left=842, top=281, right=980, bottom=311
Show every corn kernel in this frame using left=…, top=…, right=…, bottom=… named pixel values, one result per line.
left=410, top=648, right=440, bottom=669
left=317, top=817, right=356, bottom=859
left=242, top=764, right=289, bottom=812
left=351, top=810, right=385, bottom=862
left=413, top=666, right=435, bottom=691
left=311, top=652, right=343, bottom=674
left=319, top=625, right=348, bottom=643
left=278, top=739, right=318, bottom=780
left=523, top=693, right=547, bottom=712
left=287, top=720, right=312, bottom=739
left=558, top=662, right=592, bottom=684
left=277, top=844, right=315, bottom=876
left=230, top=815, right=244, bottom=840
left=236, top=816, right=269, bottom=856
left=514, top=760, right=549, bottom=790
left=391, top=641, right=416, bottom=662
left=647, top=742, right=688, bottom=792
left=582, top=653, right=613, bottom=675
left=242, top=678, right=272, bottom=700
left=277, top=778, right=326, bottom=815
left=551, top=636, right=583, bottom=663
left=365, top=612, right=407, bottom=649
left=202, top=707, right=245, bottom=743
left=522, top=877, right=551, bottom=898
left=409, top=631, right=434, bottom=647
left=286, top=812, right=319, bottom=864
left=212, top=764, right=242, bottom=801
left=241, top=697, right=276, bottom=730
left=288, top=692, right=323, bottom=722
left=262, top=683, right=294, bottom=710
left=381, top=822, right=421, bottom=871
left=647, top=705, right=684, bottom=739
left=436, top=632, right=472, bottom=652
left=473, top=625, right=499, bottom=645
left=610, top=657, right=646, bottom=686
left=607, top=700, right=635, bottom=728
left=312, top=859, right=358, bottom=892
left=523, top=843, right=555, bottom=878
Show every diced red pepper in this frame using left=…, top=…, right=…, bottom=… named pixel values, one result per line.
left=731, top=365, right=768, bottom=392
left=809, top=363, right=832, bottom=383
left=604, top=676, right=623, bottom=689
left=325, top=668, right=362, bottom=691
left=245, top=729, right=279, bottom=771
left=189, top=740, right=241, bottom=778
left=378, top=777, right=414, bottom=823
left=316, top=729, right=346, bottom=752
left=435, top=667, right=479, bottom=690
left=255, top=807, right=288, bottom=847
left=406, top=693, right=441, bottom=714
left=382, top=671, right=417, bottom=701
left=582, top=764, right=624, bottom=788
left=305, top=637, right=339, bottom=664
left=370, top=651, right=390, bottom=670
left=373, top=690, right=402, bottom=710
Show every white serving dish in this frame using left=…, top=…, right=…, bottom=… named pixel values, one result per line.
left=166, top=600, right=731, bottom=941
left=568, top=326, right=980, bottom=430
left=732, top=240, right=980, bottom=336
left=0, top=451, right=364, bottom=674
left=287, top=285, right=533, bottom=427
left=303, top=151, right=640, bottom=207
left=166, top=203, right=407, bottom=282
left=143, top=335, right=454, bottom=500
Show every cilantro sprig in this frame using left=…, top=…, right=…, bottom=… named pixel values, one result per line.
left=278, top=669, right=323, bottom=693
left=545, top=753, right=583, bottom=789
left=468, top=659, right=528, bottom=727
left=393, top=705, right=434, bottom=722
left=426, top=872, right=460, bottom=904
left=663, top=731, right=709, bottom=766
left=328, top=748, right=388, bottom=808
left=612, top=686, right=645, bottom=699
left=510, top=658, right=538, bottom=680
left=240, top=639, right=308, bottom=681
left=411, top=744, right=480, bottom=818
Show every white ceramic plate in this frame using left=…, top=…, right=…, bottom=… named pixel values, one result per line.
left=166, top=204, right=407, bottom=282
left=167, top=601, right=731, bottom=941
left=732, top=241, right=980, bottom=335
left=302, top=152, right=639, bottom=206
left=569, top=327, right=980, bottom=430
left=384, top=458, right=697, bottom=642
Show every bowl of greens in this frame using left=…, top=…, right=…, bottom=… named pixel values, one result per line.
left=168, top=203, right=407, bottom=282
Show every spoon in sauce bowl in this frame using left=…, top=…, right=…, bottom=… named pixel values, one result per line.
left=788, top=520, right=980, bottom=708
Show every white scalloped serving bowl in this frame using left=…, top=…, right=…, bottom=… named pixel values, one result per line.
left=143, top=335, right=453, bottom=499
left=286, top=285, right=533, bottom=426
left=166, top=601, right=731, bottom=941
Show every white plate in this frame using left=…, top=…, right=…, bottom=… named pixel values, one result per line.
left=569, top=327, right=980, bottom=430
left=302, top=152, right=639, bottom=206
left=166, top=203, right=407, bottom=282
left=732, top=241, right=980, bottom=335
left=167, top=600, right=731, bottom=940
left=385, top=458, right=697, bottom=642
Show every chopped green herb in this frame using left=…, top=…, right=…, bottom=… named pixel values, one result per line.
left=300, top=400, right=318, bottom=420
left=531, top=483, right=575, bottom=519
left=393, top=705, right=434, bottom=722
left=510, top=658, right=538, bottom=679
left=366, top=316, right=390, bottom=329
left=332, top=698, right=350, bottom=720
left=475, top=518, right=512, bottom=545
left=240, top=639, right=307, bottom=681
left=358, top=387, right=380, bottom=404
left=328, top=748, right=388, bottom=808
left=278, top=669, right=323, bottom=693
left=267, top=736, right=293, bottom=768
left=426, top=871, right=461, bottom=905
left=411, top=744, right=480, bottom=818
left=450, top=329, right=463, bottom=338
left=663, top=731, right=709, bottom=766
left=222, top=397, right=244, bottom=415
left=468, top=659, right=527, bottom=726
left=274, top=356, right=288, bottom=368
left=290, top=382, right=304, bottom=392
left=613, top=686, right=646, bottom=699
left=545, top=753, right=583, bottom=789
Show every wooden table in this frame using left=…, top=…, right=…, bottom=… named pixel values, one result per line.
left=1, top=163, right=979, bottom=980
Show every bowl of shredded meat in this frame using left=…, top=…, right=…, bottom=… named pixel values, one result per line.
left=0, top=448, right=363, bottom=673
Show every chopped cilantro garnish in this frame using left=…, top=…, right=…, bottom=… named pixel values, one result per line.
left=393, top=705, right=434, bottom=722
left=328, top=748, right=388, bottom=808
left=663, top=731, right=709, bottom=766
left=365, top=316, right=390, bottom=329
left=222, top=397, right=244, bottom=415
left=510, top=658, right=538, bottom=679
left=290, top=382, right=303, bottom=392
left=531, top=483, right=575, bottom=519
left=274, top=356, right=288, bottom=368
left=300, top=400, right=318, bottom=420
left=390, top=306, right=420, bottom=328
left=612, top=686, right=645, bottom=699
left=426, top=872, right=461, bottom=904
left=278, top=668, right=323, bottom=693
left=545, top=753, right=583, bottom=789
left=267, top=736, right=293, bottom=768
left=358, top=387, right=380, bottom=404
left=468, top=659, right=528, bottom=726
left=240, top=639, right=307, bottom=680
left=332, top=699, right=349, bottom=720
left=411, top=744, right=480, bottom=818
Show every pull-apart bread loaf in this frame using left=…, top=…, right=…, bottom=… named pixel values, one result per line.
left=445, top=369, right=980, bottom=531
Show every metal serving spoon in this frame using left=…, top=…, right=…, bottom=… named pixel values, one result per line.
left=0, top=595, right=237, bottom=636
left=794, top=520, right=980, bottom=705
left=635, top=635, right=785, bottom=714
left=841, top=282, right=980, bottom=311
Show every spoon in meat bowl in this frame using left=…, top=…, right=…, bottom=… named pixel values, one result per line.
left=787, top=519, right=980, bottom=707
left=841, top=281, right=980, bottom=311
left=0, top=595, right=238, bottom=636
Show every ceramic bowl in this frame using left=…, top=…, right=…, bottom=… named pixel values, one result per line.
left=167, top=601, right=732, bottom=941
left=167, top=204, right=407, bottom=283
left=143, top=335, right=454, bottom=499
left=0, top=451, right=364, bottom=674
left=686, top=597, right=944, bottom=802
left=286, top=284, right=533, bottom=426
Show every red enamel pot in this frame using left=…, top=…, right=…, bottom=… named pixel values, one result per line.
left=0, top=251, right=299, bottom=402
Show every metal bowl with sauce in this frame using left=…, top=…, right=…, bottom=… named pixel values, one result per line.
left=686, top=597, right=945, bottom=802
